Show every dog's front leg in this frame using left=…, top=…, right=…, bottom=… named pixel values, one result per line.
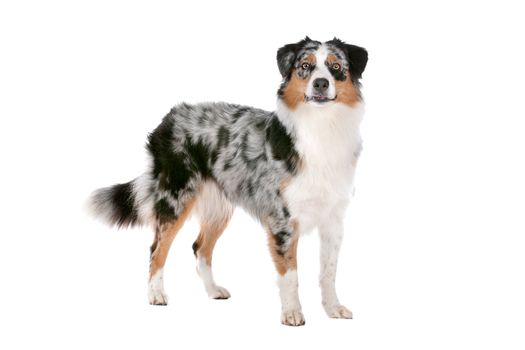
left=318, top=206, right=353, bottom=319
left=266, top=216, right=304, bottom=326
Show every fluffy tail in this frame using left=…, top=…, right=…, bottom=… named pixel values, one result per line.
left=87, top=177, right=151, bottom=228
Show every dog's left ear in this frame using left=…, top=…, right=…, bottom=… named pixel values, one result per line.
left=329, top=38, right=368, bottom=80
left=345, top=44, right=368, bottom=79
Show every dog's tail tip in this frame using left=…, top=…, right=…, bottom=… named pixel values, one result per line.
left=86, top=181, right=143, bottom=229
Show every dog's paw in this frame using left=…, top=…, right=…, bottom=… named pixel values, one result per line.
left=208, top=286, right=231, bottom=300
left=148, top=289, right=168, bottom=305
left=324, top=304, right=353, bottom=319
left=281, top=309, right=306, bottom=326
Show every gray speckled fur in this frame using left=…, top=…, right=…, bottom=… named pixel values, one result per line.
left=142, top=101, right=297, bottom=250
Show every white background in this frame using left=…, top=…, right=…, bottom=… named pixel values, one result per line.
left=1, top=0, right=524, bottom=348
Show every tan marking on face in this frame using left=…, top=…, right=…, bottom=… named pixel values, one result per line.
left=149, top=198, right=196, bottom=279
left=302, top=54, right=316, bottom=65
left=335, top=76, right=360, bottom=107
left=282, top=70, right=308, bottom=110
left=325, top=54, right=360, bottom=107
left=266, top=220, right=299, bottom=276
left=326, top=53, right=340, bottom=65
left=281, top=54, right=316, bottom=110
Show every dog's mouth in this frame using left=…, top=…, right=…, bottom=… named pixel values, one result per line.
left=304, top=94, right=337, bottom=103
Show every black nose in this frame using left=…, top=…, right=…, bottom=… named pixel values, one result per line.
left=313, top=78, right=329, bottom=92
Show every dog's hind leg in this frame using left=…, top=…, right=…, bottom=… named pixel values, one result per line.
left=192, top=181, right=234, bottom=299
left=148, top=195, right=197, bottom=305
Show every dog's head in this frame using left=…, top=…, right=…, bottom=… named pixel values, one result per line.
left=277, top=37, right=368, bottom=109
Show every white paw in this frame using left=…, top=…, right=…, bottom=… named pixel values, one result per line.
left=148, top=286, right=168, bottom=305
left=148, top=289, right=168, bottom=305
left=148, top=269, right=168, bottom=305
left=281, top=309, right=306, bottom=326
left=324, top=304, right=353, bottom=319
left=207, top=285, right=231, bottom=300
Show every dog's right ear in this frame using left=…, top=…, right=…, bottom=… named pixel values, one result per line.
left=277, top=43, right=300, bottom=78
left=277, top=37, right=313, bottom=78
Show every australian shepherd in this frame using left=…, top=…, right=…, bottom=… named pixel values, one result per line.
left=88, top=37, right=368, bottom=326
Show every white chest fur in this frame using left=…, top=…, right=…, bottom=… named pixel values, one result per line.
left=278, top=102, right=364, bottom=234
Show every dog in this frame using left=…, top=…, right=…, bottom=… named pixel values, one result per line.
left=88, top=37, right=368, bottom=326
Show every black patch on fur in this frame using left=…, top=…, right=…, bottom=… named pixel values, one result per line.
left=232, top=107, right=249, bottom=121
left=185, top=137, right=212, bottom=178
left=146, top=114, right=175, bottom=178
left=108, top=182, right=138, bottom=228
left=210, top=150, right=219, bottom=165
left=274, top=230, right=291, bottom=255
left=155, top=198, right=176, bottom=223
left=210, top=127, right=229, bottom=165
left=255, top=119, right=266, bottom=130
left=217, top=126, right=230, bottom=148
left=150, top=237, right=158, bottom=257
left=147, top=114, right=193, bottom=197
left=240, top=132, right=251, bottom=165
left=326, top=38, right=368, bottom=81
left=282, top=206, right=290, bottom=218
left=327, top=62, right=347, bottom=81
left=192, top=241, right=199, bottom=257
left=277, top=82, right=286, bottom=98
left=247, top=181, right=255, bottom=197
left=266, top=115, right=299, bottom=174
left=223, top=157, right=233, bottom=171
left=199, top=107, right=212, bottom=126
left=147, top=111, right=215, bottom=198
left=241, top=131, right=249, bottom=153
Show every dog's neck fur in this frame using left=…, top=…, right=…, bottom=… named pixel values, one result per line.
left=275, top=100, right=364, bottom=168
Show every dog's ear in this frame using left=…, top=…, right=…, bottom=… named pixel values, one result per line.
left=345, top=44, right=368, bottom=80
left=277, top=43, right=300, bottom=78
left=329, top=38, right=368, bottom=80
left=276, top=37, right=312, bottom=78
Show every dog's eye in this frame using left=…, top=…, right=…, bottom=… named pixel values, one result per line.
left=332, top=63, right=341, bottom=71
left=301, top=62, right=310, bottom=70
